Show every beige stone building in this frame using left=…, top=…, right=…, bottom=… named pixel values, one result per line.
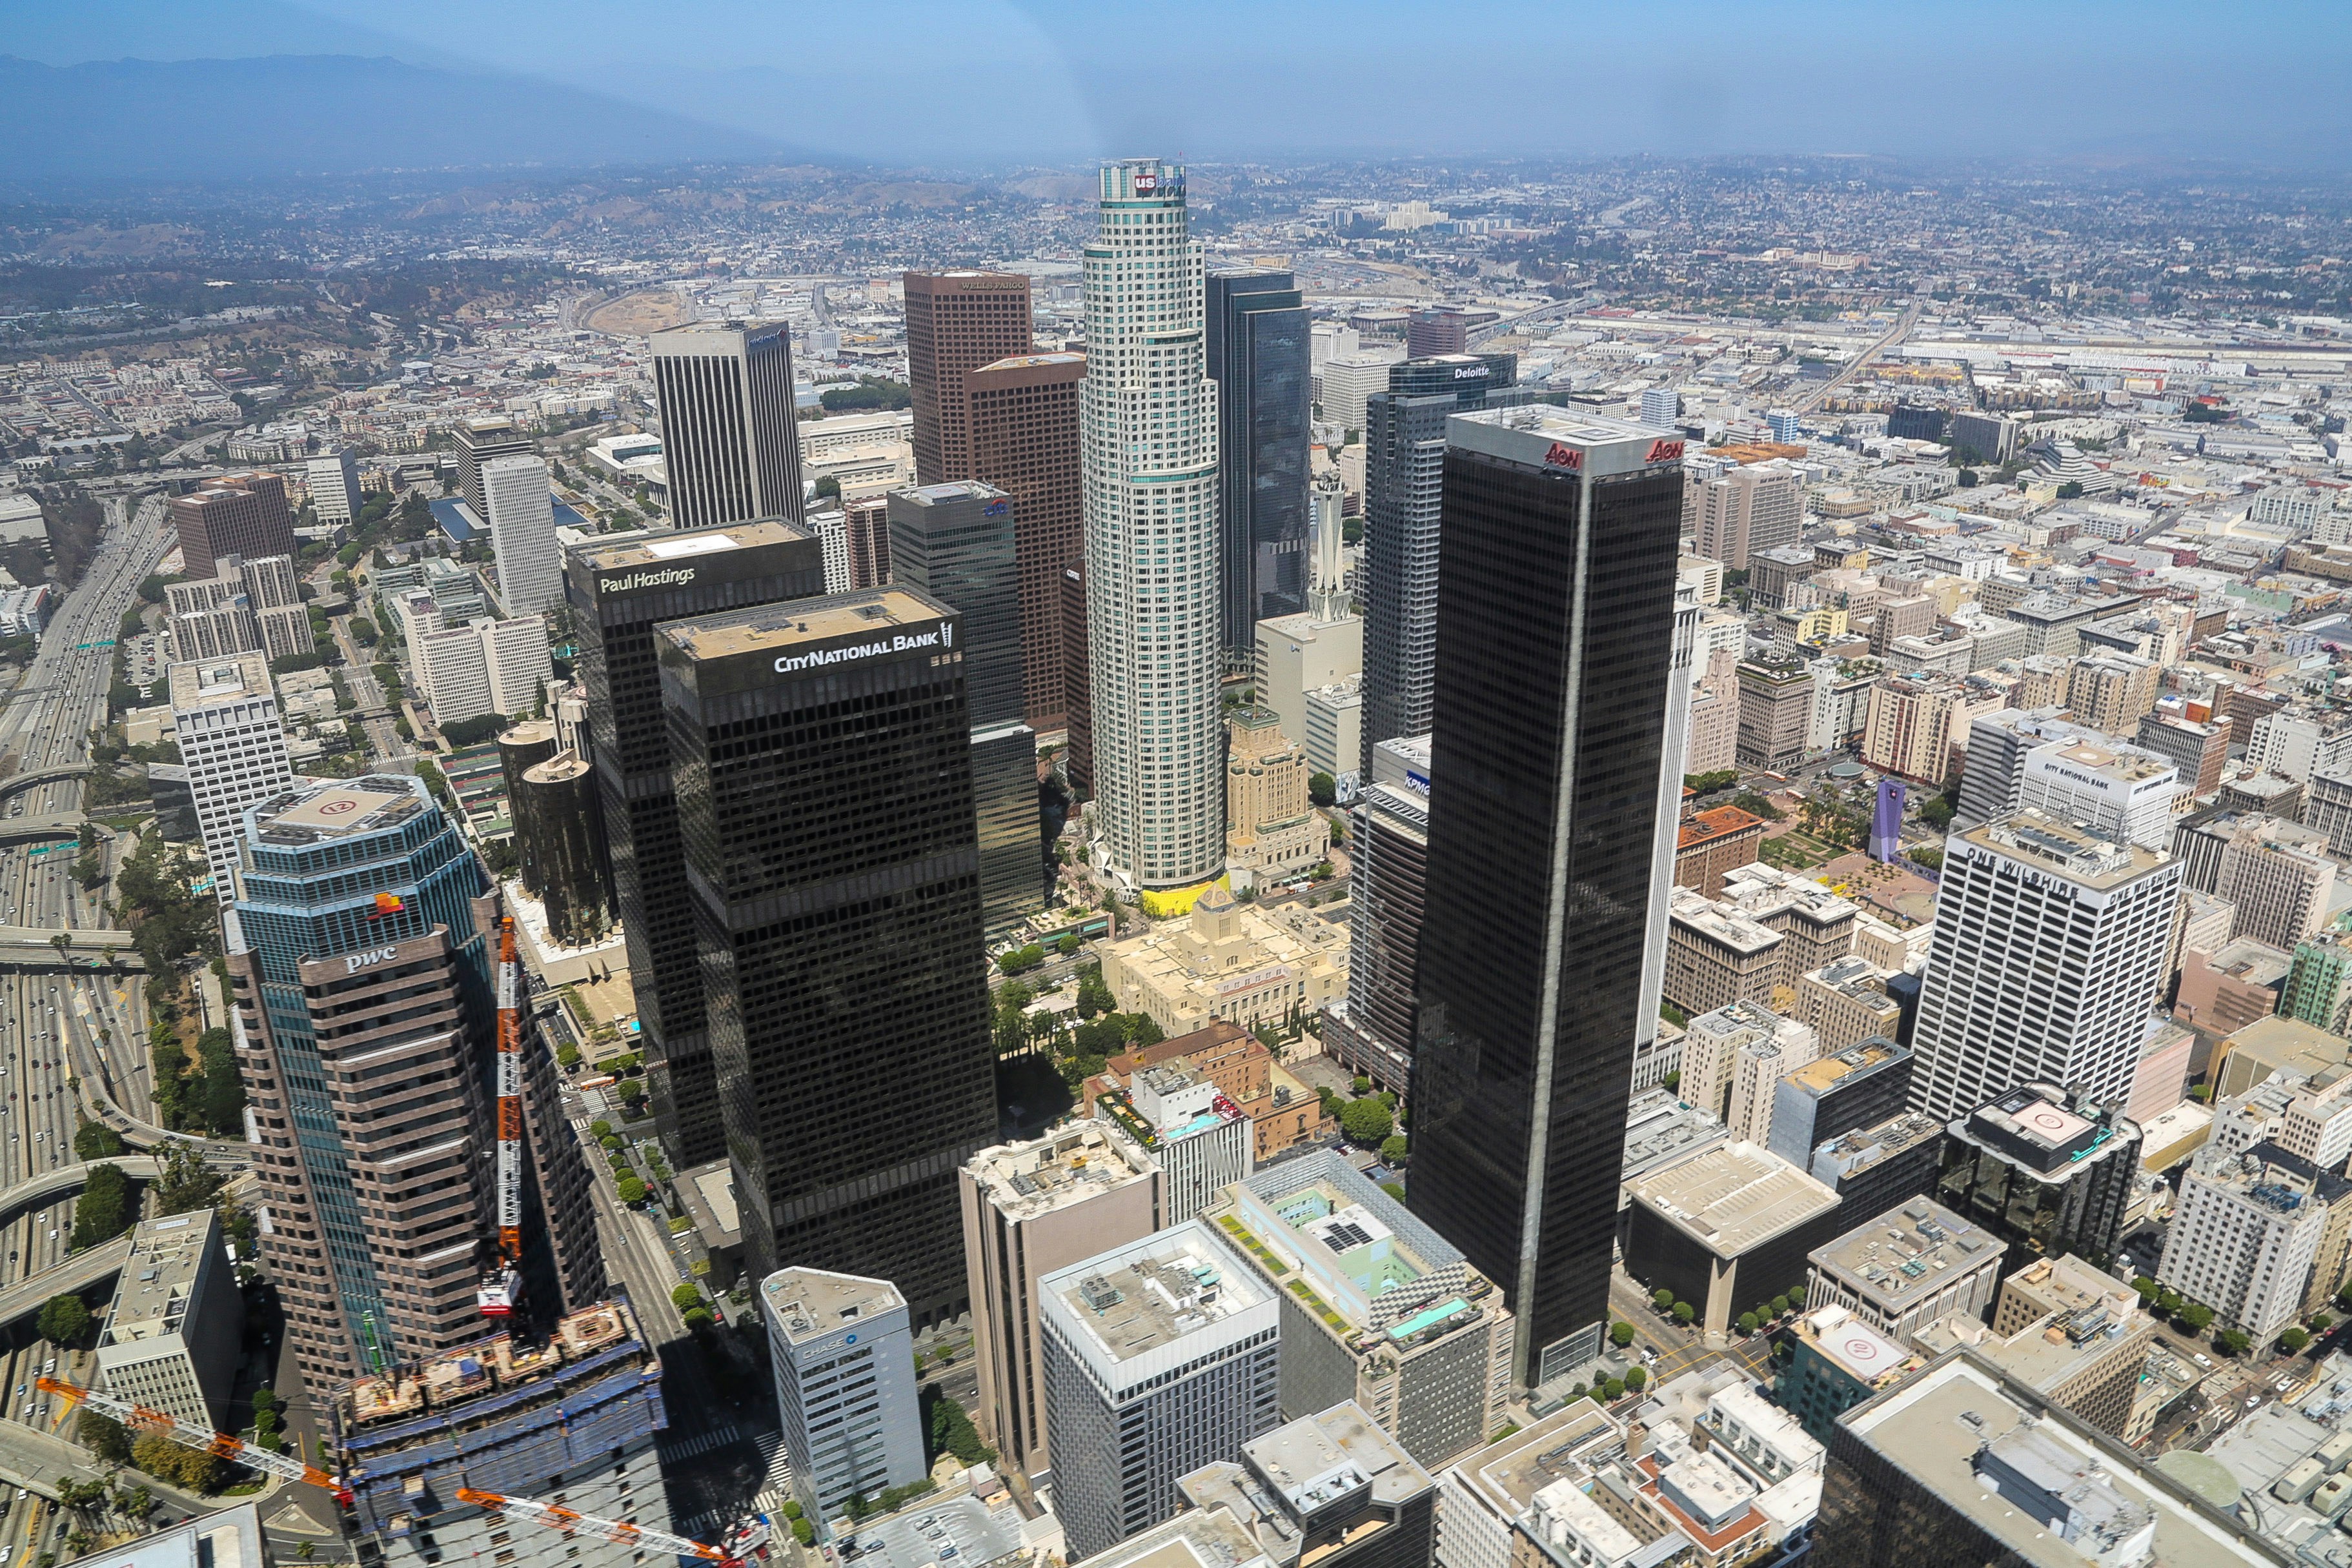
left=1860, top=670, right=1961, bottom=783
left=1794, top=955, right=1903, bottom=1052
left=1666, top=887, right=1785, bottom=1018
left=2067, top=652, right=2163, bottom=736
left=1223, top=707, right=1328, bottom=886
left=1100, top=884, right=1348, bottom=1037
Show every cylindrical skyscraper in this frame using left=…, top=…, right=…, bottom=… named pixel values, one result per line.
left=514, top=753, right=613, bottom=945
left=1081, top=159, right=1223, bottom=892
left=496, top=718, right=558, bottom=804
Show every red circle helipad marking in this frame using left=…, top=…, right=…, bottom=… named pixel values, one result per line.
left=316, top=799, right=359, bottom=816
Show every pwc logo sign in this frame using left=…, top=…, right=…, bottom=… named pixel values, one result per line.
left=1645, top=439, right=1687, bottom=464
left=1543, top=442, right=1585, bottom=471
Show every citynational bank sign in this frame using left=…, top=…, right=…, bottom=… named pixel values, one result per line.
left=773, top=619, right=955, bottom=676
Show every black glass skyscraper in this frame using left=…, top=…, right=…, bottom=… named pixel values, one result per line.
left=656, top=587, right=997, bottom=1323
left=1406, top=407, right=1687, bottom=1388
left=1358, top=352, right=1519, bottom=775
left=566, top=521, right=827, bottom=1169
left=888, top=480, right=1043, bottom=936
left=1206, top=270, right=1311, bottom=673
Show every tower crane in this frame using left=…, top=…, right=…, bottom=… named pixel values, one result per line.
left=39, top=1376, right=354, bottom=1507
left=479, top=914, right=524, bottom=1318
left=455, top=1489, right=754, bottom=1565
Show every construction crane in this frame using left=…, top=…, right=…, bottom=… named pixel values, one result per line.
left=455, top=1488, right=748, bottom=1565
left=478, top=914, right=524, bottom=1318
left=39, top=1376, right=354, bottom=1507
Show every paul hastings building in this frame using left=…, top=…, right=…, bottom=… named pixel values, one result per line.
left=656, top=587, right=997, bottom=1322
left=1406, top=407, right=1686, bottom=1388
left=567, top=523, right=827, bottom=1169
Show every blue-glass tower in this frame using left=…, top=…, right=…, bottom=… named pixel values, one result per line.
left=228, top=774, right=500, bottom=1387
left=1206, top=270, right=1311, bottom=674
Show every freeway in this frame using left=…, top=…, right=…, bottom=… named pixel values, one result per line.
left=0, top=492, right=187, bottom=1568
left=1793, top=297, right=1925, bottom=415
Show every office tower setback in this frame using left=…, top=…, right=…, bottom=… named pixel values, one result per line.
left=567, top=521, right=827, bottom=1168
left=171, top=471, right=296, bottom=581
left=658, top=587, right=995, bottom=1315
left=334, top=1301, right=669, bottom=1568
left=1040, top=1221, right=1282, bottom=1560
left=1691, top=460, right=1801, bottom=570
left=481, top=453, right=564, bottom=613
left=762, top=1269, right=929, bottom=1533
left=1407, top=407, right=1686, bottom=1387
left=904, top=270, right=1035, bottom=485
left=167, top=652, right=295, bottom=905
left=96, top=1212, right=239, bottom=1431
left=1910, top=812, right=2181, bottom=1123
left=228, top=776, right=597, bottom=1389
left=1207, top=270, right=1311, bottom=672
left=1336, top=779, right=1430, bottom=1089
left=1357, top=353, right=1518, bottom=776
left=960, top=1125, right=1164, bottom=1489
left=651, top=323, right=806, bottom=529
left=305, top=449, right=361, bottom=525
left=1082, top=159, right=1224, bottom=891
left=453, top=416, right=531, bottom=518
left=969, top=351, right=1086, bottom=727
left=889, top=481, right=1042, bottom=934
left=1202, top=1151, right=1512, bottom=1471
left=839, top=496, right=892, bottom=589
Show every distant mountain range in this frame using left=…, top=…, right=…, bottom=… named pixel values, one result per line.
left=0, top=54, right=791, bottom=181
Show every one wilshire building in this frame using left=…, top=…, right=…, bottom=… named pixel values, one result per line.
left=566, top=522, right=827, bottom=1169
left=1408, top=408, right=1687, bottom=1388
left=657, top=587, right=997, bottom=1322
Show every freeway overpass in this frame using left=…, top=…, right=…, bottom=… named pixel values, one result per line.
left=0, top=927, right=142, bottom=972
left=0, top=1236, right=131, bottom=1333
left=0, top=1158, right=160, bottom=1225
left=0, top=768, right=89, bottom=804
left=0, top=817, right=81, bottom=848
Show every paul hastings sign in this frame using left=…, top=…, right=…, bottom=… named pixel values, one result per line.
left=773, top=619, right=955, bottom=675
left=598, top=565, right=698, bottom=595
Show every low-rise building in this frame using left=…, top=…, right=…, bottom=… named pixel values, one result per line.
left=1916, top=1258, right=2154, bottom=1438
left=1768, top=1038, right=1914, bottom=1171
left=1804, top=1197, right=2003, bottom=1347
left=1178, top=1402, right=1435, bottom=1568
left=1621, top=1142, right=1847, bottom=1341
left=1778, top=1305, right=1925, bottom=1444
left=1101, top=884, right=1349, bottom=1039
left=1087, top=1020, right=1333, bottom=1169
left=1794, top=956, right=1903, bottom=1053
left=1675, top=805, right=1767, bottom=899
left=1665, top=889, right=1784, bottom=1018
left=2158, top=1140, right=2351, bottom=1343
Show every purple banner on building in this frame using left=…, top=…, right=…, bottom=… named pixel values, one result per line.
left=1870, top=778, right=1907, bottom=863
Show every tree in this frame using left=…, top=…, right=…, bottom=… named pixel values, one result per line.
left=1908, top=845, right=1945, bottom=872
left=616, top=1077, right=644, bottom=1105
left=76, top=1411, right=132, bottom=1466
left=1623, top=1366, right=1648, bottom=1391
left=1957, top=468, right=1980, bottom=488
left=615, top=1174, right=648, bottom=1205
left=1339, top=1098, right=1394, bottom=1147
left=1379, top=1134, right=1410, bottom=1165
left=813, top=475, right=843, bottom=503
left=153, top=1144, right=225, bottom=1216
left=1672, top=1301, right=1695, bottom=1325
left=70, top=1163, right=131, bottom=1249
left=672, top=1282, right=707, bottom=1311
left=2216, top=1327, right=2251, bottom=1358
left=1652, top=1287, right=1675, bottom=1311
left=1601, top=1378, right=1625, bottom=1401
left=1787, top=1285, right=1805, bottom=1307
left=922, top=1387, right=995, bottom=1466
left=37, top=1294, right=90, bottom=1346
left=682, top=1307, right=715, bottom=1332
left=1308, top=772, right=1337, bottom=808
left=2178, top=1303, right=2215, bottom=1334
left=2282, top=1326, right=2313, bottom=1353
left=1769, top=1294, right=1790, bottom=1318
left=72, top=1120, right=123, bottom=1160
left=1738, top=1311, right=1760, bottom=1336
left=2056, top=480, right=2085, bottom=499
left=1610, top=1321, right=1637, bottom=1349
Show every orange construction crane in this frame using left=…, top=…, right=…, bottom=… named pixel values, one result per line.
left=39, top=1376, right=353, bottom=1507
left=455, top=1488, right=745, bottom=1565
left=478, top=914, right=523, bottom=1318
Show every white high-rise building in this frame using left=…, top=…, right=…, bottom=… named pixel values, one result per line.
left=1039, top=1220, right=1280, bottom=1560
left=482, top=614, right=553, bottom=718
left=760, top=1268, right=927, bottom=1538
left=167, top=652, right=294, bottom=906
left=2158, top=1143, right=2337, bottom=1342
left=304, top=450, right=361, bottom=526
left=480, top=454, right=564, bottom=613
left=1082, top=159, right=1224, bottom=892
left=2014, top=739, right=2181, bottom=851
left=1909, top=811, right=2181, bottom=1123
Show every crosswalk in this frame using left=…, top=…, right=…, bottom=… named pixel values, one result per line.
left=669, top=1433, right=791, bottom=1538
left=753, top=1429, right=792, bottom=1518
left=662, top=1422, right=741, bottom=1461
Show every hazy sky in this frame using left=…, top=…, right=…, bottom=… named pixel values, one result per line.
left=10, top=0, right=2352, bottom=170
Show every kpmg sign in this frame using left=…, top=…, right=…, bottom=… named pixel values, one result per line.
left=600, top=566, right=696, bottom=594
left=773, top=621, right=954, bottom=675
